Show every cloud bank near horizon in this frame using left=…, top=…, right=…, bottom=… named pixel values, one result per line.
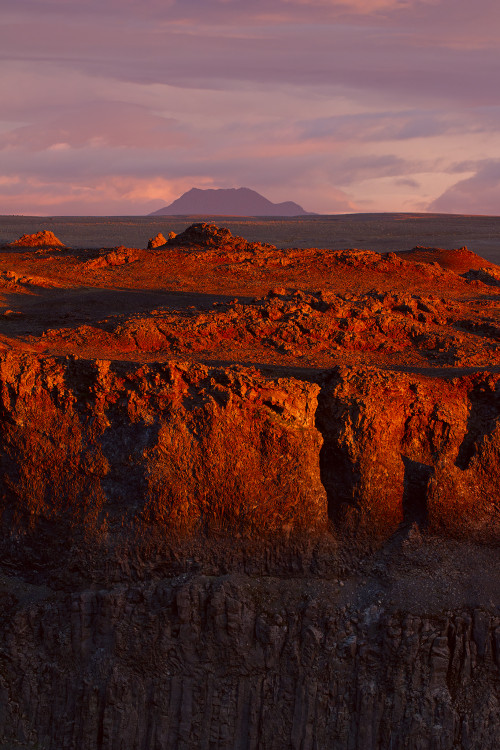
left=1, top=0, right=500, bottom=215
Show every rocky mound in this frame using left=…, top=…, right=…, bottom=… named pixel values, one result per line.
left=397, top=245, right=494, bottom=272
left=168, top=222, right=275, bottom=252
left=7, top=230, right=65, bottom=248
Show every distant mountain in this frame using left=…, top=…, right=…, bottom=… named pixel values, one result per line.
left=149, top=187, right=313, bottom=217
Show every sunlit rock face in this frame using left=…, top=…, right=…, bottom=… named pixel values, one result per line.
left=166, top=221, right=276, bottom=251
left=0, top=354, right=498, bottom=545
left=318, top=367, right=500, bottom=542
left=0, top=354, right=326, bottom=540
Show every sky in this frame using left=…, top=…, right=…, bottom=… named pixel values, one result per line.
left=1, top=0, right=500, bottom=216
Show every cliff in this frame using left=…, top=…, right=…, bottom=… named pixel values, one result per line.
left=0, top=355, right=498, bottom=550
left=0, top=355, right=326, bottom=546
left=0, top=224, right=498, bottom=749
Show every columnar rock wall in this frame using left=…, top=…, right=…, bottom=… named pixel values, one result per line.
left=1, top=577, right=499, bottom=749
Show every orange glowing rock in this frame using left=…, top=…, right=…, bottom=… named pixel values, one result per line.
left=7, top=230, right=65, bottom=248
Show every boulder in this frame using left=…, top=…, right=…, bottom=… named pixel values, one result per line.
left=147, top=233, right=167, bottom=249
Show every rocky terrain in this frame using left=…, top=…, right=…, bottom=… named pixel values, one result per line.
left=0, top=223, right=498, bottom=749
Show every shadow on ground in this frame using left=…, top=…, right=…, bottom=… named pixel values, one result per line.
left=0, top=287, right=251, bottom=338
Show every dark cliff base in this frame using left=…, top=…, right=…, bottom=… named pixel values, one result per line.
left=1, top=533, right=499, bottom=749
left=0, top=224, right=499, bottom=749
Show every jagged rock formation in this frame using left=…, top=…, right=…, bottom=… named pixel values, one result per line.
left=35, top=284, right=500, bottom=370
left=147, top=232, right=176, bottom=250
left=83, top=246, right=139, bottom=271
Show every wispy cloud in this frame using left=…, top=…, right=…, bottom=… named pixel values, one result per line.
left=0, top=102, right=190, bottom=151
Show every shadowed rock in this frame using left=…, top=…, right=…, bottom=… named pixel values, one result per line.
left=462, top=267, right=500, bottom=286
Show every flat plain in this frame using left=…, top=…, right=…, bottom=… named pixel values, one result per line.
left=2, top=212, right=500, bottom=261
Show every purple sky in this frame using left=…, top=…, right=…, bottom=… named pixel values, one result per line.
left=1, top=0, right=500, bottom=215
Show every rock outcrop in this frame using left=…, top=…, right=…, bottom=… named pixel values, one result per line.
left=147, top=232, right=167, bottom=249
left=83, top=247, right=139, bottom=270
left=318, top=367, right=500, bottom=541
left=6, top=230, right=65, bottom=248
left=462, top=267, right=500, bottom=286
left=168, top=222, right=275, bottom=252
left=0, top=355, right=326, bottom=546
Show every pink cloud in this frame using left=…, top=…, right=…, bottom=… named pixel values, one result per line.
left=0, top=175, right=208, bottom=216
left=0, top=102, right=190, bottom=151
left=280, top=0, right=434, bottom=12
left=1, top=2, right=498, bottom=105
left=0, top=172, right=357, bottom=216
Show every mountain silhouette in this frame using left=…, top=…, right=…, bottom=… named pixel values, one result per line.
left=149, top=187, right=312, bottom=216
